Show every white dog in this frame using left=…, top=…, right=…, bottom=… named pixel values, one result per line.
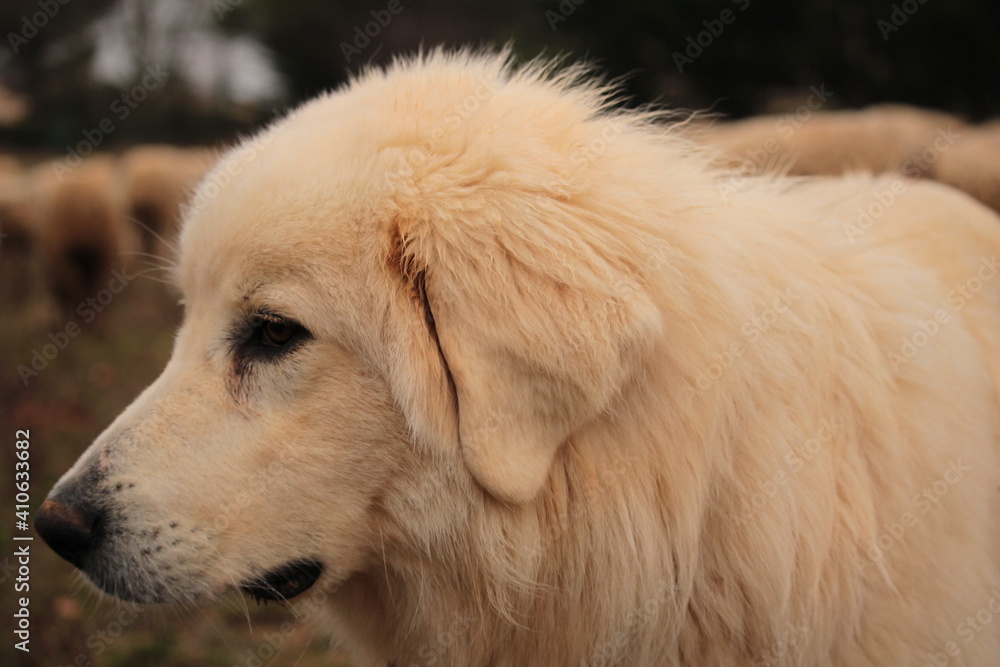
left=38, top=51, right=1000, bottom=666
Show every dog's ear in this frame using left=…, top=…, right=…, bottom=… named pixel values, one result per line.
left=389, top=220, right=662, bottom=504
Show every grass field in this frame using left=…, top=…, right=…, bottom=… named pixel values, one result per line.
left=1, top=241, right=351, bottom=667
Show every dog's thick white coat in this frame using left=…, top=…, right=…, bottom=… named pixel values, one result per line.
left=56, top=52, right=1000, bottom=666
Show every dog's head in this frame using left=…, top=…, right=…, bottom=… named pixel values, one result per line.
left=36, top=52, right=674, bottom=605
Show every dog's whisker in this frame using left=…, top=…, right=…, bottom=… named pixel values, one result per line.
left=119, top=249, right=177, bottom=265
left=129, top=269, right=178, bottom=287
left=288, top=622, right=321, bottom=667
left=207, top=547, right=254, bottom=630
left=125, top=215, right=181, bottom=258
left=126, top=260, right=177, bottom=276
left=193, top=542, right=255, bottom=630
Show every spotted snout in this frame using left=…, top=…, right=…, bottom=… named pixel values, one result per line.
left=37, top=457, right=325, bottom=606
left=35, top=465, right=215, bottom=604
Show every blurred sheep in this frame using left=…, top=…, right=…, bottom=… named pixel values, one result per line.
left=35, top=155, right=140, bottom=311
left=0, top=156, right=38, bottom=251
left=123, top=145, right=215, bottom=257
left=0, top=156, right=46, bottom=311
left=930, top=125, right=1000, bottom=213
left=698, top=104, right=964, bottom=177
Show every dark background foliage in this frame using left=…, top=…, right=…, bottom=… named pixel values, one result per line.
left=1, top=0, right=997, bottom=152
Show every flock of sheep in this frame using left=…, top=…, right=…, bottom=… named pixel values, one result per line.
left=1, top=103, right=998, bottom=315
left=697, top=103, right=1000, bottom=211
left=0, top=146, right=213, bottom=312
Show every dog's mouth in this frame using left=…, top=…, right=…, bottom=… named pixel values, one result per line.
left=239, top=559, right=324, bottom=603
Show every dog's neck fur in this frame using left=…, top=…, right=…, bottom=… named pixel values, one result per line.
left=319, top=338, right=788, bottom=665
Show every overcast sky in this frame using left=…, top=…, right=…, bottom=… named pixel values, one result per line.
left=90, top=0, right=284, bottom=105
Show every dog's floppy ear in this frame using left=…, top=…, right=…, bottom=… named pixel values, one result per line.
left=390, top=219, right=662, bottom=504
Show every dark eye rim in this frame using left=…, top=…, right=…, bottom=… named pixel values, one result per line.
left=238, top=311, right=310, bottom=357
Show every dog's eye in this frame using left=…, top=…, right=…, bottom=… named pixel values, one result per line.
left=253, top=316, right=305, bottom=349
left=228, top=312, right=310, bottom=367
left=260, top=319, right=298, bottom=347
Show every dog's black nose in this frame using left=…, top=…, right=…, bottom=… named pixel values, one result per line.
left=35, top=498, right=101, bottom=566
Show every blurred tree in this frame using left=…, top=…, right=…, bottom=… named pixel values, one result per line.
left=2, top=0, right=999, bottom=150
left=521, top=0, right=1000, bottom=119
left=1, top=0, right=277, bottom=150
left=219, top=0, right=1000, bottom=120
left=218, top=0, right=540, bottom=101
left=1, top=0, right=117, bottom=146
